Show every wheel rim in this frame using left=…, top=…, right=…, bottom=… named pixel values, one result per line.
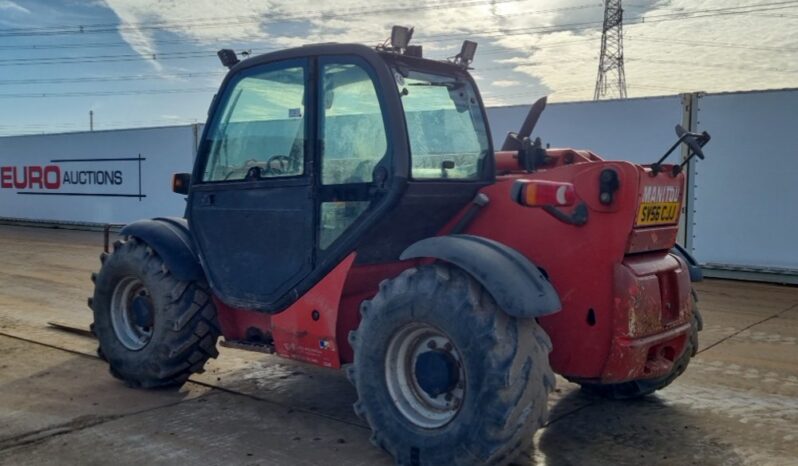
left=110, top=276, right=154, bottom=350
left=385, top=323, right=466, bottom=429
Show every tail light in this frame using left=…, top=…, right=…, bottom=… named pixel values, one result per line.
left=512, top=180, right=575, bottom=207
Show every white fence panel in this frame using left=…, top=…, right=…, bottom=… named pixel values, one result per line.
left=1, top=91, right=795, bottom=278
left=693, top=90, right=798, bottom=272
left=0, top=125, right=196, bottom=225
left=486, top=95, right=685, bottom=164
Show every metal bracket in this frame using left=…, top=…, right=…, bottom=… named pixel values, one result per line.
left=542, top=202, right=588, bottom=226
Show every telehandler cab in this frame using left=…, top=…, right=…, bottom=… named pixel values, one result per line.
left=89, top=26, right=709, bottom=466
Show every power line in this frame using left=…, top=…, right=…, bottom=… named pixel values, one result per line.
left=0, top=28, right=603, bottom=67
left=0, top=0, right=598, bottom=38
left=487, top=53, right=798, bottom=75
left=0, top=39, right=598, bottom=88
left=629, top=57, right=798, bottom=74
left=4, top=31, right=795, bottom=90
left=627, top=34, right=798, bottom=53
left=0, top=2, right=604, bottom=53
left=368, top=1, right=798, bottom=47
left=0, top=2, right=794, bottom=68
left=0, top=37, right=237, bottom=51
left=0, top=72, right=224, bottom=86
left=476, top=38, right=598, bottom=56
left=0, top=1, right=793, bottom=103
left=626, top=0, right=798, bottom=18
left=0, top=50, right=217, bottom=66
left=4, top=1, right=792, bottom=52
left=0, top=39, right=593, bottom=88
left=747, top=11, right=798, bottom=17
left=1, top=25, right=598, bottom=55
left=0, top=87, right=217, bottom=99
left=424, top=1, right=798, bottom=41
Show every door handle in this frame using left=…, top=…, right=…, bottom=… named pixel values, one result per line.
left=200, top=194, right=215, bottom=206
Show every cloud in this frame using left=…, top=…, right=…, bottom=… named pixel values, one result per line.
left=491, top=0, right=798, bottom=102
left=493, top=80, right=522, bottom=88
left=0, top=1, right=30, bottom=14
left=99, top=0, right=604, bottom=78
left=99, top=0, right=798, bottom=101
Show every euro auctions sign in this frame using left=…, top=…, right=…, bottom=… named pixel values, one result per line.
left=0, top=125, right=198, bottom=224
left=0, top=156, right=144, bottom=198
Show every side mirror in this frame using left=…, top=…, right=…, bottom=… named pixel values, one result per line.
left=172, top=173, right=191, bottom=195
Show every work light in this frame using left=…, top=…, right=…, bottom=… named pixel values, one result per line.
left=217, top=49, right=240, bottom=69
left=391, top=25, right=414, bottom=50
left=455, top=40, right=478, bottom=66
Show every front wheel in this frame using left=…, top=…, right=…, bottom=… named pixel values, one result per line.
left=90, top=237, right=220, bottom=388
left=348, top=265, right=555, bottom=466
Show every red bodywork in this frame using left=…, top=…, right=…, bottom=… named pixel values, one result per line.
left=214, top=148, right=693, bottom=384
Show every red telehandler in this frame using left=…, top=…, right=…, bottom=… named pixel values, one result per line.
left=89, top=27, right=709, bottom=466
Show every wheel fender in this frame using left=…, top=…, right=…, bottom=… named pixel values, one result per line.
left=671, top=243, right=703, bottom=282
left=119, top=217, right=204, bottom=282
left=400, top=235, right=561, bottom=318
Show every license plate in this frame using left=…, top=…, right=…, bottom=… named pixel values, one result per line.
left=636, top=201, right=680, bottom=226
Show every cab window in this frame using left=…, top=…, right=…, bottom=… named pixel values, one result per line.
left=396, top=68, right=490, bottom=180
left=320, top=62, right=388, bottom=185
left=318, top=59, right=388, bottom=249
left=202, top=61, right=306, bottom=182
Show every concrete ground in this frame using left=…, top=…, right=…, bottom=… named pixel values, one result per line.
left=0, top=224, right=796, bottom=466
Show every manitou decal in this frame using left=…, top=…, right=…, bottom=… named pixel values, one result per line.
left=641, top=185, right=680, bottom=203
left=0, top=155, right=146, bottom=199
left=637, top=184, right=682, bottom=226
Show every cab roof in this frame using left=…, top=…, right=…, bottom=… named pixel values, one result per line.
left=228, top=42, right=468, bottom=76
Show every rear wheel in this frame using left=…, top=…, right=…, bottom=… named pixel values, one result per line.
left=348, top=264, right=555, bottom=466
left=579, top=294, right=701, bottom=399
left=89, top=237, right=220, bottom=388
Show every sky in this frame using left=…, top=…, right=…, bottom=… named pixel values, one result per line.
left=0, top=0, right=797, bottom=136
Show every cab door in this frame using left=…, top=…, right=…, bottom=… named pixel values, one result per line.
left=188, top=59, right=315, bottom=311
left=315, top=56, right=391, bottom=256
left=188, top=54, right=396, bottom=313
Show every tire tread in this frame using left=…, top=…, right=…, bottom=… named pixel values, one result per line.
left=350, top=264, right=554, bottom=466
left=91, top=238, right=220, bottom=389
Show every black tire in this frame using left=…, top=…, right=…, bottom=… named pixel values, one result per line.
left=579, top=295, right=701, bottom=400
left=89, top=237, right=220, bottom=388
left=348, top=264, right=555, bottom=466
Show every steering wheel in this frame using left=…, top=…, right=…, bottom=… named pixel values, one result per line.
left=224, top=158, right=261, bottom=180
left=265, top=155, right=292, bottom=175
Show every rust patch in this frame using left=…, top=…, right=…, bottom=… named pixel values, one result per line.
left=627, top=280, right=662, bottom=337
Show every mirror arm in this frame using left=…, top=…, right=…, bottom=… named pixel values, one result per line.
left=651, top=134, right=688, bottom=175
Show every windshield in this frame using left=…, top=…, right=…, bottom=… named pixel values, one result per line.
left=395, top=67, right=490, bottom=180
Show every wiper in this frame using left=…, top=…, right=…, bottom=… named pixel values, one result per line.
left=407, top=81, right=464, bottom=90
